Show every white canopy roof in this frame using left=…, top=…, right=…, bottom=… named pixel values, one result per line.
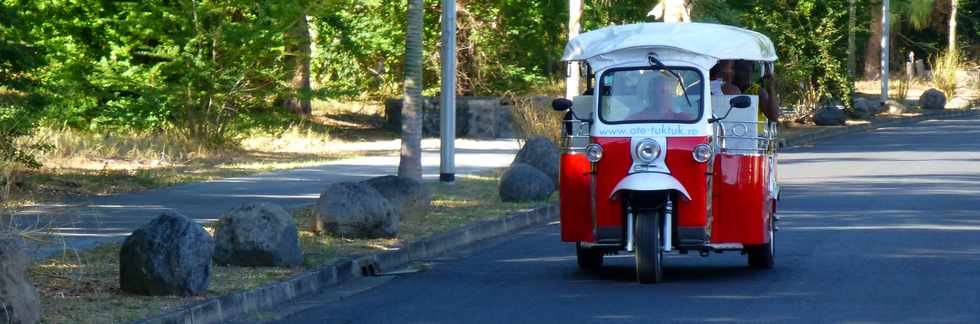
left=562, top=23, right=778, bottom=63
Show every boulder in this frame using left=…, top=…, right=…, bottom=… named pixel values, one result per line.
left=849, top=98, right=874, bottom=120
left=120, top=213, right=214, bottom=296
left=213, top=203, right=302, bottom=267
left=884, top=100, right=907, bottom=115
left=512, top=136, right=560, bottom=186
left=812, top=105, right=847, bottom=126
left=363, top=176, right=430, bottom=220
left=0, top=236, right=40, bottom=324
left=317, top=182, right=398, bottom=238
left=499, top=163, right=555, bottom=202
left=919, top=88, right=947, bottom=110
left=947, top=96, right=972, bottom=109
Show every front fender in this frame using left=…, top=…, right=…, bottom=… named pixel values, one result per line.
left=610, top=172, right=692, bottom=201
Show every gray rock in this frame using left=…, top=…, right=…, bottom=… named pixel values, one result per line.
left=499, top=163, right=555, bottom=202
left=467, top=99, right=501, bottom=139
left=0, top=236, right=40, bottom=324
left=317, top=182, right=398, bottom=238
left=512, top=136, right=560, bottom=186
left=120, top=213, right=214, bottom=296
left=850, top=98, right=873, bottom=120
left=213, top=203, right=302, bottom=267
left=363, top=175, right=430, bottom=220
left=812, top=105, right=847, bottom=126
left=884, top=100, right=907, bottom=115
left=919, top=88, right=947, bottom=110
left=947, top=96, right=972, bottom=109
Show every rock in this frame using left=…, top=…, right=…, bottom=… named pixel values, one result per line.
left=499, top=163, right=555, bottom=202
left=812, top=105, right=847, bottom=126
left=884, top=100, right=907, bottom=115
left=947, top=96, right=973, bottom=109
left=0, top=236, right=40, bottom=324
left=363, top=175, right=430, bottom=220
left=919, top=88, right=947, bottom=110
left=850, top=98, right=874, bottom=120
left=467, top=99, right=501, bottom=139
left=120, top=213, right=214, bottom=296
left=955, top=69, right=980, bottom=100
left=213, top=203, right=302, bottom=267
left=512, top=136, right=560, bottom=186
left=316, top=182, right=398, bottom=238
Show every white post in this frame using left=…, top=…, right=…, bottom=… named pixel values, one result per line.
left=881, top=0, right=889, bottom=104
left=565, top=0, right=582, bottom=99
left=439, top=0, right=457, bottom=182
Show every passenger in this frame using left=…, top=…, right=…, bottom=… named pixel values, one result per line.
left=732, top=60, right=779, bottom=123
left=710, top=60, right=741, bottom=95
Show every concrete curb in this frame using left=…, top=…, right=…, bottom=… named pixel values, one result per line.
left=136, top=203, right=558, bottom=324
left=778, top=108, right=979, bottom=148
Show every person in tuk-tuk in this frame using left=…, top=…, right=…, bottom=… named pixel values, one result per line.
left=710, top=60, right=741, bottom=96
left=732, top=60, right=780, bottom=123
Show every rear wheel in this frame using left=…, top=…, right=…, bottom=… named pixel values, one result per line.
left=747, top=212, right=775, bottom=269
left=576, top=242, right=603, bottom=271
left=635, top=208, right=663, bottom=283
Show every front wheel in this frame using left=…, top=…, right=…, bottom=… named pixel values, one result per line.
left=747, top=212, right=775, bottom=269
left=634, top=208, right=663, bottom=283
left=576, top=242, right=603, bottom=271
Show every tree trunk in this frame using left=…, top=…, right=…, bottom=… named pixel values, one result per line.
left=949, top=0, right=957, bottom=53
left=398, top=0, right=424, bottom=180
left=864, top=1, right=884, bottom=80
left=649, top=0, right=691, bottom=23
left=281, top=14, right=312, bottom=116
left=847, top=0, right=857, bottom=78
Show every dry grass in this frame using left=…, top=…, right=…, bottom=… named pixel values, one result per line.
left=509, top=96, right=564, bottom=145
left=5, top=100, right=397, bottom=209
left=27, top=169, right=554, bottom=323
left=855, top=78, right=933, bottom=101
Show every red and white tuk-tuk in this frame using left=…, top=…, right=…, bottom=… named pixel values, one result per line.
left=553, top=23, right=780, bottom=283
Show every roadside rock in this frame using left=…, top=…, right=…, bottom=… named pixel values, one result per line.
left=499, top=163, right=555, bottom=202
left=946, top=96, right=972, bottom=109
left=849, top=98, right=874, bottom=120
left=512, top=136, right=560, bottom=186
left=120, top=212, right=214, bottom=296
left=0, top=236, right=40, bottom=324
left=317, top=182, right=398, bottom=238
left=919, top=88, right=947, bottom=110
left=363, top=175, right=430, bottom=220
left=884, top=100, right=907, bottom=115
left=213, top=203, right=302, bottom=267
left=812, top=105, right=847, bottom=126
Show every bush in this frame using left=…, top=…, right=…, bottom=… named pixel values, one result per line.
left=932, top=50, right=961, bottom=97
left=508, top=95, right=563, bottom=146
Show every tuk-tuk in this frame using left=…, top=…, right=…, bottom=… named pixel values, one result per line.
left=553, top=23, right=780, bottom=283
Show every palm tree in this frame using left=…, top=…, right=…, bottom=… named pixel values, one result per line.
left=648, top=0, right=691, bottom=23
left=398, top=0, right=424, bottom=180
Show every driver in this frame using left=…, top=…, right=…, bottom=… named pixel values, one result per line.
left=628, top=75, right=693, bottom=121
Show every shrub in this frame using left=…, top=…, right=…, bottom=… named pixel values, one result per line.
left=508, top=95, right=563, bottom=146
left=932, top=50, right=961, bottom=97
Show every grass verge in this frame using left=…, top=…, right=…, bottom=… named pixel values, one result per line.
left=28, top=169, right=554, bottom=323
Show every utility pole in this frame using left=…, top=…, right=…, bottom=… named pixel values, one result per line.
left=439, top=0, right=457, bottom=182
left=881, top=0, right=889, bottom=104
left=566, top=0, right=582, bottom=99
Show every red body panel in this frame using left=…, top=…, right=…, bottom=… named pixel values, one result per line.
left=710, top=154, right=773, bottom=245
left=560, top=153, right=593, bottom=242
left=592, top=138, right=631, bottom=232
left=665, top=137, right=710, bottom=228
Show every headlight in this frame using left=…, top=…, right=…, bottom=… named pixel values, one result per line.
left=585, top=144, right=603, bottom=163
left=693, top=144, right=713, bottom=163
left=635, top=140, right=661, bottom=164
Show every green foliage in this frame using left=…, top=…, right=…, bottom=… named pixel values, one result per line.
left=739, top=0, right=855, bottom=116
left=0, top=1, right=49, bottom=168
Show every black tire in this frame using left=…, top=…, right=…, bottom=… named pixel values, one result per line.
left=576, top=242, right=603, bottom=271
left=747, top=213, right=775, bottom=269
left=634, top=208, right=663, bottom=283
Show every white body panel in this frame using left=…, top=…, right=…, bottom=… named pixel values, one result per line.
left=610, top=172, right=692, bottom=201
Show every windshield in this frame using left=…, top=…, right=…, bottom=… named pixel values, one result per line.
left=598, top=67, right=703, bottom=124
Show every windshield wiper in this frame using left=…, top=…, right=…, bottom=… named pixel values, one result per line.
left=648, top=54, right=693, bottom=107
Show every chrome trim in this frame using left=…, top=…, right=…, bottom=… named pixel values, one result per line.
left=663, top=199, right=673, bottom=252
left=626, top=206, right=635, bottom=252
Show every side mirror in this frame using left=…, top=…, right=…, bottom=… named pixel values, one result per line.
left=730, top=95, right=752, bottom=109
left=552, top=98, right=573, bottom=112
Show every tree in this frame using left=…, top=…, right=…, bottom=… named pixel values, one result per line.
left=281, top=13, right=313, bottom=116
left=648, top=0, right=692, bottom=23
left=398, top=0, right=424, bottom=180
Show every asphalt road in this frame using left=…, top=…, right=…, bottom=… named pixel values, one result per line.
left=271, top=115, right=980, bottom=323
